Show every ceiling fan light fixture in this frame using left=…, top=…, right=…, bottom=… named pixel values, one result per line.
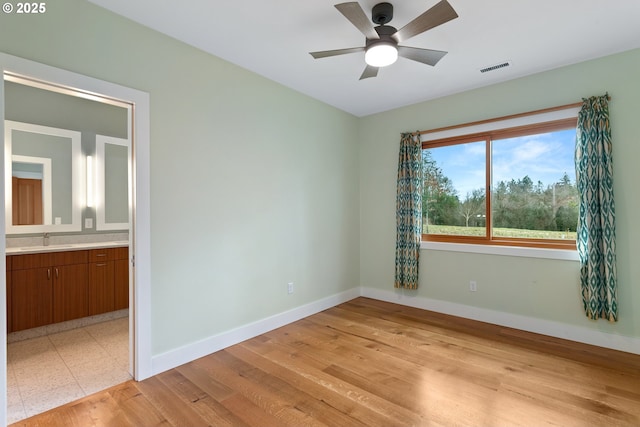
left=311, top=1, right=458, bottom=79
left=365, top=42, right=398, bottom=67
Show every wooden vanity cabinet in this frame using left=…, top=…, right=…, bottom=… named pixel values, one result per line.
left=7, top=246, right=128, bottom=333
left=10, top=250, right=88, bottom=332
left=89, top=247, right=129, bottom=316
left=6, top=256, right=12, bottom=332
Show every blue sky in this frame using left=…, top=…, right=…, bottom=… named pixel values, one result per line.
left=428, top=129, right=577, bottom=198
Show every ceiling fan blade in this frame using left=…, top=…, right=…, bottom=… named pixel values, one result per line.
left=359, top=65, right=379, bottom=80
left=397, top=46, right=448, bottom=66
left=392, top=0, right=458, bottom=43
left=310, top=46, right=365, bottom=59
left=335, top=2, right=380, bottom=40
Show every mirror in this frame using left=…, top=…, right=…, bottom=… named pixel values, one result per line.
left=4, top=78, right=130, bottom=237
left=4, top=120, right=83, bottom=233
left=95, top=135, right=129, bottom=230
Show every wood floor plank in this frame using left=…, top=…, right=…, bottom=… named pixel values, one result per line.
left=107, top=381, right=173, bottom=427
left=499, top=376, right=637, bottom=426
left=239, top=343, right=428, bottom=426
left=156, top=369, right=249, bottom=427
left=175, top=362, right=236, bottom=401
left=11, top=297, right=640, bottom=427
left=274, top=313, right=504, bottom=397
left=237, top=341, right=411, bottom=426
left=227, top=343, right=374, bottom=427
left=135, top=376, right=211, bottom=427
left=261, top=318, right=497, bottom=423
left=193, top=350, right=329, bottom=427
left=219, top=393, right=289, bottom=427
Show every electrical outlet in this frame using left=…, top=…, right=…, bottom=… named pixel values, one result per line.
left=287, top=282, right=294, bottom=294
left=469, top=280, right=477, bottom=292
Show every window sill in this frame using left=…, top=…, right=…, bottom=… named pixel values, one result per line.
left=421, top=241, right=579, bottom=261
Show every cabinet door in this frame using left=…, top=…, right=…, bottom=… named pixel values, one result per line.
left=11, top=267, right=52, bottom=331
left=114, top=258, right=129, bottom=310
left=6, top=257, right=12, bottom=333
left=53, top=263, right=89, bottom=323
left=89, top=261, right=115, bottom=315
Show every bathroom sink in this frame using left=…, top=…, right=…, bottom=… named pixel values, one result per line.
left=9, top=241, right=127, bottom=254
left=19, top=245, right=73, bottom=250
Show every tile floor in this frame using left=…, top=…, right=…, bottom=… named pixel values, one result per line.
left=7, top=317, right=131, bottom=424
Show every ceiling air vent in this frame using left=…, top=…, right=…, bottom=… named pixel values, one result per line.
left=479, top=61, right=511, bottom=73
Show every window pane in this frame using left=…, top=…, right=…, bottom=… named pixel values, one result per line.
left=423, top=141, right=486, bottom=236
left=491, top=128, right=577, bottom=241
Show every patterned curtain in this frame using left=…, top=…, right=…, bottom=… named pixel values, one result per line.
left=395, top=133, right=422, bottom=289
left=575, top=94, right=618, bottom=321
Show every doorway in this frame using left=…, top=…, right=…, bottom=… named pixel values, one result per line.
left=0, top=52, right=152, bottom=425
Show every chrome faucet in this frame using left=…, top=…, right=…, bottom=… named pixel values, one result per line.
left=43, top=232, right=50, bottom=246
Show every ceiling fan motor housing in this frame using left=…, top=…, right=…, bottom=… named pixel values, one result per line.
left=366, top=25, right=398, bottom=47
left=372, top=2, right=393, bottom=25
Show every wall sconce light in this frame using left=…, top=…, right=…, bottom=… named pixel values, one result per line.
left=86, top=155, right=94, bottom=207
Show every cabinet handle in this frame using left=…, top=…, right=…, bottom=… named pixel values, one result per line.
left=47, top=268, right=51, bottom=280
left=95, top=254, right=107, bottom=257
left=55, top=268, right=59, bottom=279
left=96, top=263, right=107, bottom=267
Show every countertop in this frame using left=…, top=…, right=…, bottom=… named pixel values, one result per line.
left=6, top=241, right=129, bottom=255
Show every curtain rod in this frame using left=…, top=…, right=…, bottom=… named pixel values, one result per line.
left=412, top=96, right=611, bottom=137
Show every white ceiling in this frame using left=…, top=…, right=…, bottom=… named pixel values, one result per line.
left=88, top=0, right=640, bottom=117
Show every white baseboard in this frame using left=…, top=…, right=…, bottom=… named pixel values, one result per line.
left=151, top=287, right=361, bottom=376
left=361, top=287, right=640, bottom=355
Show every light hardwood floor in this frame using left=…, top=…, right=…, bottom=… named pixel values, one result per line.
left=11, top=297, right=640, bottom=426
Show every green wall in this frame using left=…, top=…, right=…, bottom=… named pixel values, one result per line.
left=359, top=48, right=640, bottom=339
left=0, top=0, right=360, bottom=355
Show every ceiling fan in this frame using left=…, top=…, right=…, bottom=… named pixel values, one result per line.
left=310, top=0, right=458, bottom=80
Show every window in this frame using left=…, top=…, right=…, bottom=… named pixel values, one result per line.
left=421, top=107, right=579, bottom=250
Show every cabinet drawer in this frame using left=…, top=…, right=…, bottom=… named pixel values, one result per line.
left=11, top=250, right=88, bottom=269
left=89, top=247, right=128, bottom=262
left=50, top=250, right=88, bottom=266
left=11, top=253, right=50, bottom=270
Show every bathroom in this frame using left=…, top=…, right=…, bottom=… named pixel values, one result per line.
left=4, top=77, right=132, bottom=422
